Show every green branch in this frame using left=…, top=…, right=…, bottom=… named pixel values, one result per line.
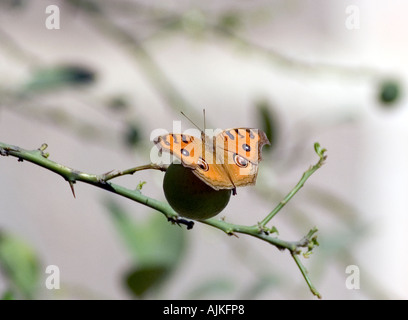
left=0, top=141, right=326, bottom=298
left=259, top=143, right=327, bottom=228
left=0, top=142, right=179, bottom=221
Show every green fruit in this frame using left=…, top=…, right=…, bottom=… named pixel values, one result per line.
left=163, top=164, right=231, bottom=220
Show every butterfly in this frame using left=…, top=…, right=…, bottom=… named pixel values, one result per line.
left=154, top=126, right=270, bottom=195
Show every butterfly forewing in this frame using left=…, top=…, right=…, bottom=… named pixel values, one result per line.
left=154, top=134, right=203, bottom=168
left=217, top=128, right=270, bottom=165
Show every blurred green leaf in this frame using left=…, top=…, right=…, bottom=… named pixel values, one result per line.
left=256, top=99, right=278, bottom=151
left=1, top=290, right=15, bottom=300
left=107, top=95, right=129, bottom=112
left=106, top=200, right=186, bottom=266
left=218, top=11, right=241, bottom=30
left=2, top=0, right=26, bottom=8
left=67, top=0, right=100, bottom=13
left=0, top=232, right=40, bottom=299
left=182, top=10, right=206, bottom=36
left=125, top=265, right=167, bottom=298
left=106, top=200, right=187, bottom=297
left=378, top=80, right=400, bottom=106
left=123, top=123, right=141, bottom=148
left=240, top=274, right=281, bottom=299
left=186, top=277, right=235, bottom=299
left=24, top=65, right=96, bottom=91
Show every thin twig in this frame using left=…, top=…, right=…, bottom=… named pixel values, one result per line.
left=292, top=252, right=322, bottom=299
left=99, top=163, right=167, bottom=181
left=259, top=143, right=327, bottom=229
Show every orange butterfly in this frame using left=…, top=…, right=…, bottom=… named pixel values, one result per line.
left=154, top=126, right=270, bottom=195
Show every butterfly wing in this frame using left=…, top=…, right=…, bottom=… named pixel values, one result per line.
left=154, top=128, right=270, bottom=193
left=217, top=128, right=270, bottom=163
left=153, top=134, right=202, bottom=169
left=154, top=133, right=239, bottom=190
left=214, top=128, right=270, bottom=188
left=191, top=142, right=237, bottom=190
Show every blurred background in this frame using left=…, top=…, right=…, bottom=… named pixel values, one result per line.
left=0, top=0, right=407, bottom=299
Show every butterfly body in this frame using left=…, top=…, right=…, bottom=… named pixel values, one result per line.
left=154, top=128, right=270, bottom=194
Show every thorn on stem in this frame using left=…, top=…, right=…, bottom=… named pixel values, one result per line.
left=227, top=231, right=239, bottom=238
left=68, top=181, right=76, bottom=198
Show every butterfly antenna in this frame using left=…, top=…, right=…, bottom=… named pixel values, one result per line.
left=180, top=111, right=203, bottom=132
